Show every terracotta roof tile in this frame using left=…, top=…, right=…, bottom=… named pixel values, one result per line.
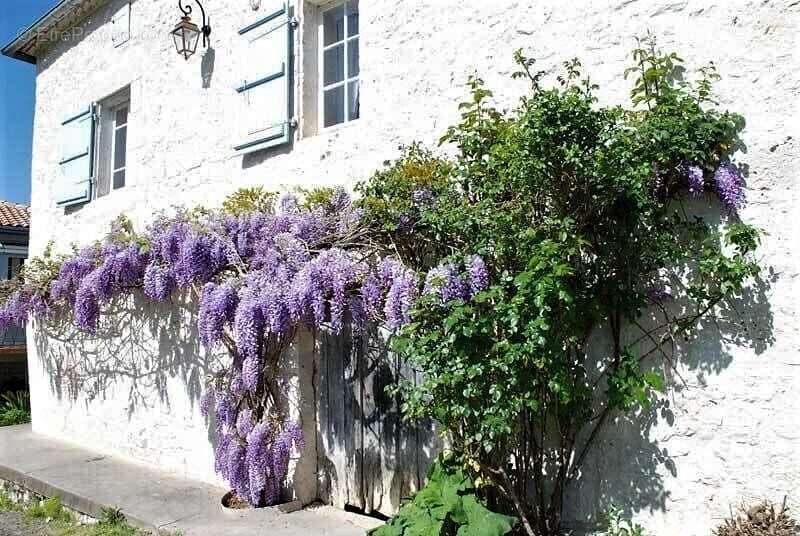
left=0, top=201, right=30, bottom=228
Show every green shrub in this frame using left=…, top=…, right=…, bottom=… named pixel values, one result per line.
left=0, top=408, right=30, bottom=426
left=221, top=186, right=276, bottom=216
left=360, top=35, right=761, bottom=536
left=603, top=506, right=647, bottom=536
left=0, top=391, right=31, bottom=426
left=370, top=456, right=516, bottom=536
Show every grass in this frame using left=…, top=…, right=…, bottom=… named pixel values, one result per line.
left=0, top=491, right=181, bottom=536
left=0, top=490, right=21, bottom=512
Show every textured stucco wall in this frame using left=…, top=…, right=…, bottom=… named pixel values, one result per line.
left=26, top=0, right=799, bottom=533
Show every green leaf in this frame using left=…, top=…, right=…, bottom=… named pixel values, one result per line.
left=456, top=495, right=517, bottom=536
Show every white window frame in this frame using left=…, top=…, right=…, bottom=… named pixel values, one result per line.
left=109, top=102, right=128, bottom=191
left=93, top=88, right=130, bottom=199
left=318, top=0, right=359, bottom=131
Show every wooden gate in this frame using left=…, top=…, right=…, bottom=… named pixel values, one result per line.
left=316, top=326, right=442, bottom=516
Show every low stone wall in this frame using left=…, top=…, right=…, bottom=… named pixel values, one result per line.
left=0, top=479, right=97, bottom=525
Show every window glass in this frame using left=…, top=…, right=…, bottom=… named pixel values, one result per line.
left=348, top=80, right=360, bottom=121
left=347, top=39, right=359, bottom=77
left=347, top=0, right=359, bottom=36
left=324, top=86, right=345, bottom=127
left=114, top=126, right=127, bottom=170
left=115, top=106, right=128, bottom=126
left=324, top=44, right=345, bottom=85
left=323, top=4, right=345, bottom=46
left=113, top=169, right=126, bottom=190
left=6, top=258, right=24, bottom=280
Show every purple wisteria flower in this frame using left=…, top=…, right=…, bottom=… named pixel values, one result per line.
left=50, top=252, right=96, bottom=304
left=423, top=263, right=468, bottom=303
left=214, top=392, right=236, bottom=430
left=227, top=441, right=250, bottom=503
left=384, top=269, right=419, bottom=329
left=0, top=289, right=44, bottom=330
left=290, top=248, right=367, bottom=332
left=142, top=262, right=176, bottom=301
left=198, top=282, right=238, bottom=348
left=236, top=408, right=255, bottom=438
left=713, top=162, right=746, bottom=213
left=466, top=255, right=489, bottom=295
left=245, top=422, right=271, bottom=504
left=199, top=387, right=215, bottom=419
left=74, top=283, right=101, bottom=332
left=330, top=187, right=351, bottom=213
left=686, top=164, right=704, bottom=197
left=360, top=272, right=383, bottom=319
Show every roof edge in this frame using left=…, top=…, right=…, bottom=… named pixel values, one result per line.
left=1, top=0, right=82, bottom=64
left=0, top=226, right=30, bottom=234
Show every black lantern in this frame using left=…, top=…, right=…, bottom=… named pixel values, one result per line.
left=172, top=1, right=211, bottom=60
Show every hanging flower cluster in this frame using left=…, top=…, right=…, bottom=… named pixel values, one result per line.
left=423, top=255, right=489, bottom=303
left=683, top=161, right=747, bottom=213
left=0, top=187, right=488, bottom=507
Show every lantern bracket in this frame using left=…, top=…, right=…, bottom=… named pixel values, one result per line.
left=178, top=0, right=212, bottom=47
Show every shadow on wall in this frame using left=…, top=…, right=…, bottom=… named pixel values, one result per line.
left=564, top=240, right=777, bottom=533
left=33, top=291, right=215, bottom=417
left=201, top=47, right=216, bottom=89
left=29, top=227, right=776, bottom=524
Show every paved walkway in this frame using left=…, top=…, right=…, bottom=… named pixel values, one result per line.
left=0, top=425, right=381, bottom=535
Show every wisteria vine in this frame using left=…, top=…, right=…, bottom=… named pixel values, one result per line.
left=0, top=188, right=488, bottom=507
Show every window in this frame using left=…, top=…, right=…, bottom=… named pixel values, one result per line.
left=320, top=0, right=359, bottom=129
left=5, top=257, right=24, bottom=280
left=111, top=2, right=131, bottom=47
left=56, top=86, right=130, bottom=208
left=95, top=88, right=130, bottom=197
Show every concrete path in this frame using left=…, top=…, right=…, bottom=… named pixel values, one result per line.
left=0, top=424, right=382, bottom=535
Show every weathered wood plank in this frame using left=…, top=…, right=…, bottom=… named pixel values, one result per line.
left=360, top=330, right=383, bottom=514
left=315, top=325, right=441, bottom=515
left=343, top=326, right=364, bottom=509
left=315, top=330, right=332, bottom=505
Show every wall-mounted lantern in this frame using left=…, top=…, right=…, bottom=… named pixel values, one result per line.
left=172, top=0, right=211, bottom=60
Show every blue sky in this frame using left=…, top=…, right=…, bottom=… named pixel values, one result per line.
left=0, top=1, right=57, bottom=205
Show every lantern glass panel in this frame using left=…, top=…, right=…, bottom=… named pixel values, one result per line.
left=172, top=19, right=200, bottom=58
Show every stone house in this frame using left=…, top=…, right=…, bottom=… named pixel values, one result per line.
left=0, top=201, right=30, bottom=393
left=2, top=0, right=798, bottom=534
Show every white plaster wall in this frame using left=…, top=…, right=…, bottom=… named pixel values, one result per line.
left=26, top=0, right=800, bottom=533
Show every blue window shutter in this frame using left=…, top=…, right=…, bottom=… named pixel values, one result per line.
left=235, top=1, right=294, bottom=154
left=57, top=106, right=94, bottom=207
